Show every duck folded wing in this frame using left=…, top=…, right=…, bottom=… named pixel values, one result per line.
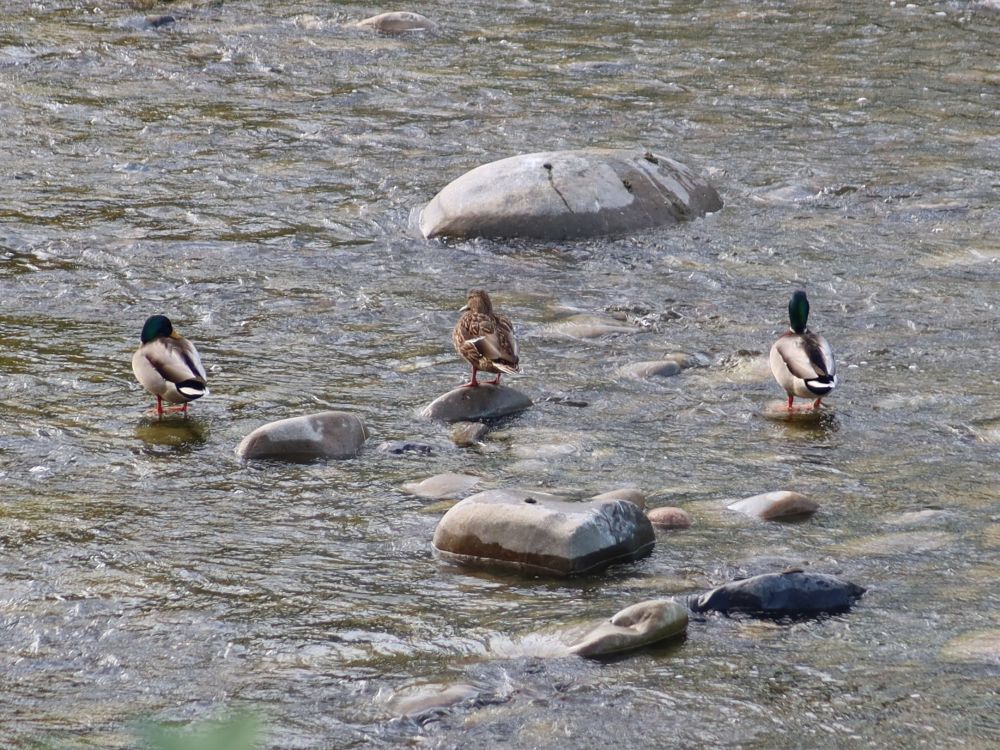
left=144, top=339, right=207, bottom=385
left=776, top=336, right=832, bottom=381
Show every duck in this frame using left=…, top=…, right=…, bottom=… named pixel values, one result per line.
left=769, top=290, right=836, bottom=410
left=132, top=314, right=209, bottom=416
left=452, top=289, right=521, bottom=387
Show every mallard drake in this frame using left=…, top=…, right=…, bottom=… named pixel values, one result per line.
left=452, top=289, right=521, bottom=387
left=769, top=290, right=836, bottom=410
left=132, top=314, right=209, bottom=416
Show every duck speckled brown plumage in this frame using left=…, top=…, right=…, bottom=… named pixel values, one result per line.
left=452, top=289, right=521, bottom=387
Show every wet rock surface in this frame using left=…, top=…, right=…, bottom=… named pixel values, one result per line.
left=569, top=599, right=688, bottom=657
left=727, top=491, right=819, bottom=521
left=357, top=11, right=435, bottom=35
left=419, top=149, right=722, bottom=240
left=690, top=570, right=866, bottom=616
left=432, top=488, right=655, bottom=577
left=647, top=506, right=693, bottom=529
left=421, top=384, right=532, bottom=423
left=235, top=411, right=367, bottom=461
left=402, top=472, right=481, bottom=500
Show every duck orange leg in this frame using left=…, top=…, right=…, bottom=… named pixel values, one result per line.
left=462, top=367, right=480, bottom=388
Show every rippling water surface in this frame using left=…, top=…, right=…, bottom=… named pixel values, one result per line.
left=2, top=1, right=998, bottom=748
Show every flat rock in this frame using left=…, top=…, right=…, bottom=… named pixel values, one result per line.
left=727, top=491, right=819, bottom=521
left=690, top=570, right=865, bottom=615
left=235, top=411, right=367, bottom=461
left=617, top=360, right=682, bottom=380
left=589, top=488, right=646, bottom=510
left=421, top=384, right=532, bottom=423
left=647, top=506, right=693, bottom=529
left=450, top=420, right=489, bottom=446
left=357, top=11, right=435, bottom=34
left=432, top=488, right=655, bottom=577
left=569, top=599, right=688, bottom=657
left=419, top=149, right=722, bottom=240
left=402, top=472, right=481, bottom=500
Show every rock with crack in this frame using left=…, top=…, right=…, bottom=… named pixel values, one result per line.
left=432, top=488, right=655, bottom=576
left=419, top=148, right=722, bottom=240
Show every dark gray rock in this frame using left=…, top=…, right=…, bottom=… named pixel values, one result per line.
left=421, top=384, right=532, bottom=423
left=419, top=149, right=722, bottom=240
left=689, top=570, right=866, bottom=615
left=432, top=488, right=655, bottom=577
left=235, top=411, right=367, bottom=461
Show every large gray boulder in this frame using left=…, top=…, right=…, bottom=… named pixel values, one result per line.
left=432, top=488, right=655, bottom=576
left=235, top=411, right=367, bottom=461
left=419, top=149, right=722, bottom=240
left=421, top=384, right=532, bottom=423
left=569, top=599, right=688, bottom=657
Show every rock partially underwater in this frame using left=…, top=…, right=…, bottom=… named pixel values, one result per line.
left=421, top=384, right=532, bottom=423
left=690, top=570, right=865, bottom=616
left=235, top=411, right=368, bottom=461
left=419, top=149, right=722, bottom=240
left=727, top=491, right=819, bottom=521
left=569, top=598, right=688, bottom=657
left=432, top=488, right=655, bottom=577
left=356, top=11, right=435, bottom=35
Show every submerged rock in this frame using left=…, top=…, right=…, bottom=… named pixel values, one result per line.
left=235, top=411, right=367, bottom=461
left=617, top=360, right=682, bottom=380
left=569, top=599, right=688, bottom=657
left=450, top=420, right=489, bottom=446
left=357, top=11, right=436, bottom=35
left=402, top=472, right=481, bottom=500
left=690, top=570, right=865, bottom=615
left=421, top=384, right=532, bottom=423
left=432, top=488, right=655, bottom=577
left=419, top=149, right=722, bottom=240
left=376, top=440, right=434, bottom=456
left=727, top=491, right=819, bottom=521
left=647, top=506, right=693, bottom=529
left=390, top=683, right=479, bottom=718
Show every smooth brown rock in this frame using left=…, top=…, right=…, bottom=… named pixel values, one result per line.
left=419, top=149, right=722, bottom=240
left=727, top=491, right=818, bottom=520
left=421, top=384, right=532, bottom=423
left=235, top=411, right=367, bottom=461
left=647, top=506, right=693, bottom=529
left=432, top=488, right=655, bottom=577
left=569, top=599, right=688, bottom=657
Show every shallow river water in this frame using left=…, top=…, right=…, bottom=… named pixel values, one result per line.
left=1, top=1, right=999, bottom=748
